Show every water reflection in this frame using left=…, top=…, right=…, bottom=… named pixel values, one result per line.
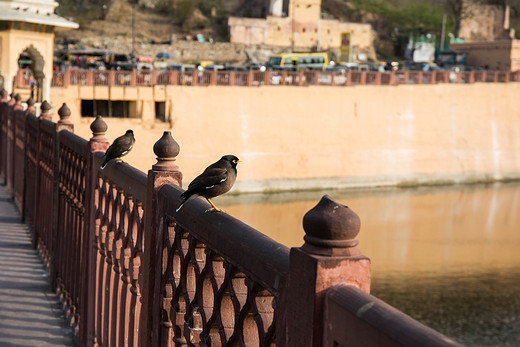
left=218, top=182, right=520, bottom=346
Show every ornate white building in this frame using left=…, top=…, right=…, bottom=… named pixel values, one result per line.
left=0, top=0, right=77, bottom=101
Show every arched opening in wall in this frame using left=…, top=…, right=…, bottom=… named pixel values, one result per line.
left=15, top=45, right=45, bottom=102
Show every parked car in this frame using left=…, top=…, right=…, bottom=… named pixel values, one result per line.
left=107, top=54, right=133, bottom=70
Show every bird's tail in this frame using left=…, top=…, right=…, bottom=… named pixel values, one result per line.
left=176, top=193, right=192, bottom=212
left=100, top=160, right=108, bottom=170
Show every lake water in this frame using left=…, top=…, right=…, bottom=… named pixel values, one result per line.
left=218, top=182, right=520, bottom=346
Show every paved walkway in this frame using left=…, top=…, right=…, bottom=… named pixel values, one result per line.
left=0, top=185, right=76, bottom=346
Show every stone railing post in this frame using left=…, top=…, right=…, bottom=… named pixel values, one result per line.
left=140, top=131, right=182, bottom=346
left=345, top=70, right=352, bottom=86
left=82, top=116, right=110, bottom=346
left=360, top=71, right=367, bottom=84
left=285, top=195, right=371, bottom=346
left=192, top=70, right=199, bottom=86
left=210, top=70, right=217, bottom=85
left=57, top=103, right=74, bottom=133
left=63, top=67, right=71, bottom=88
left=264, top=70, right=271, bottom=85
left=247, top=69, right=254, bottom=86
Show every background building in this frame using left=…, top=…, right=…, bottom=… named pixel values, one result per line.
left=228, top=0, right=375, bottom=62
left=0, top=0, right=77, bottom=100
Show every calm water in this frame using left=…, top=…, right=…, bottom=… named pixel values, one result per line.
left=218, top=182, right=520, bottom=346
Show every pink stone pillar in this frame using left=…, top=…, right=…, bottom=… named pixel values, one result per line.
left=140, top=131, right=182, bottom=347
left=285, top=195, right=371, bottom=346
left=82, top=116, right=110, bottom=346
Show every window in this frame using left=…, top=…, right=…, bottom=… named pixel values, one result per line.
left=155, top=102, right=166, bottom=122
left=81, top=100, right=136, bottom=118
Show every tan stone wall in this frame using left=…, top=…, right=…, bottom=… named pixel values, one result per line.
left=229, top=0, right=373, bottom=54
left=50, top=83, right=520, bottom=193
left=289, top=0, right=321, bottom=22
left=230, top=16, right=374, bottom=55
left=459, top=1, right=506, bottom=42
left=450, top=40, right=519, bottom=70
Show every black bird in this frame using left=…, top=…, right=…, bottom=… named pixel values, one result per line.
left=100, top=130, right=135, bottom=169
left=176, top=155, right=241, bottom=213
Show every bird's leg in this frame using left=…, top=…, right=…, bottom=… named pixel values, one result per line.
left=205, top=198, right=223, bottom=213
left=118, top=158, right=127, bottom=164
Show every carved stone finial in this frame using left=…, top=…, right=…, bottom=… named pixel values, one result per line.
left=90, top=115, right=108, bottom=135
left=152, top=131, right=180, bottom=171
left=302, top=195, right=361, bottom=256
left=58, top=103, right=71, bottom=118
left=89, top=116, right=109, bottom=152
left=25, top=97, right=36, bottom=115
left=40, top=100, right=52, bottom=120
left=57, top=103, right=73, bottom=125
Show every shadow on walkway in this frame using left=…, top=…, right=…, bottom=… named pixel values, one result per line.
left=0, top=185, right=76, bottom=346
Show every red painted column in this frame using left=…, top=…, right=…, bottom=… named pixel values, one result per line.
left=284, top=195, right=371, bottom=346
left=140, top=131, right=182, bottom=347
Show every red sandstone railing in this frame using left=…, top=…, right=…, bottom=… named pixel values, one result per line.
left=0, top=98, right=463, bottom=346
left=40, top=67, right=520, bottom=88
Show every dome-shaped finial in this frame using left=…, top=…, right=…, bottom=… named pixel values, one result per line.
left=302, top=195, right=361, bottom=256
left=39, top=100, right=52, bottom=120
left=89, top=116, right=109, bottom=150
left=57, top=103, right=73, bottom=127
left=25, top=97, right=36, bottom=116
left=40, top=100, right=51, bottom=111
left=58, top=103, right=71, bottom=118
left=90, top=115, right=108, bottom=135
left=152, top=131, right=180, bottom=171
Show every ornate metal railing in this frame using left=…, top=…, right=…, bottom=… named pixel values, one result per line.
left=12, top=67, right=518, bottom=89
left=154, top=184, right=288, bottom=345
left=0, top=98, right=462, bottom=347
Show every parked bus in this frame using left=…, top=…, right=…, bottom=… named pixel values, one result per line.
left=266, top=52, right=328, bottom=70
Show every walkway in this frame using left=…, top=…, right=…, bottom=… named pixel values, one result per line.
left=0, top=184, right=76, bottom=346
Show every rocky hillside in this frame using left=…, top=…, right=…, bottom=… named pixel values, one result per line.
left=55, top=0, right=293, bottom=64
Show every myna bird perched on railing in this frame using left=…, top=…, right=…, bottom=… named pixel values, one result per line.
left=176, top=155, right=241, bottom=213
left=100, top=130, right=135, bottom=169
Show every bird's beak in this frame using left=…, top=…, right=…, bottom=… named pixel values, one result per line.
left=238, top=160, right=243, bottom=162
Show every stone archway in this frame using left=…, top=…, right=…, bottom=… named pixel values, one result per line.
left=17, top=45, right=45, bottom=102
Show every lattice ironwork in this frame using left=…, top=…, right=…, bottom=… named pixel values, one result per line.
left=36, top=121, right=56, bottom=268
left=0, top=102, right=8, bottom=184
left=56, top=132, right=90, bottom=333
left=24, top=114, right=39, bottom=232
left=13, top=110, right=26, bottom=212
left=92, top=171, right=146, bottom=346
left=160, top=217, right=276, bottom=346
